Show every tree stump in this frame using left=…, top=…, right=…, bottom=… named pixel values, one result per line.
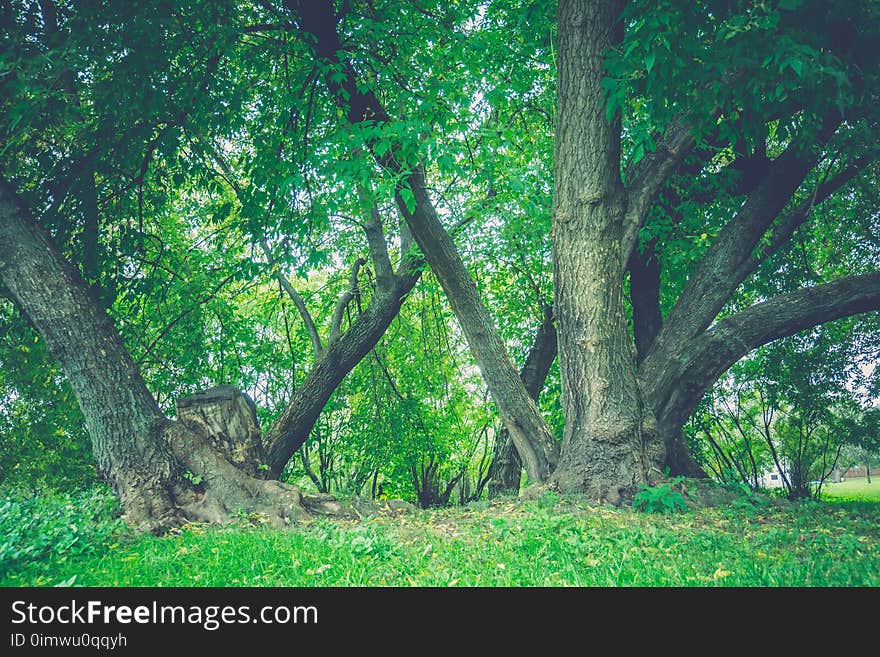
left=176, top=385, right=267, bottom=478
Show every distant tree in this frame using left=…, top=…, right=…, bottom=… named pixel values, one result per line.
left=689, top=325, right=872, bottom=499
left=839, top=408, right=880, bottom=483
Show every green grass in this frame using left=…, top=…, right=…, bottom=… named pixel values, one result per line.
left=2, top=486, right=879, bottom=587
left=821, top=477, right=880, bottom=502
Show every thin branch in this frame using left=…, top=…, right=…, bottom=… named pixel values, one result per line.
left=621, top=114, right=707, bottom=269
left=259, top=238, right=323, bottom=356
left=136, top=272, right=236, bottom=365
left=358, top=187, right=394, bottom=291
left=371, top=347, right=405, bottom=401
left=328, top=257, right=366, bottom=344
left=196, top=130, right=327, bottom=358
left=243, top=22, right=293, bottom=33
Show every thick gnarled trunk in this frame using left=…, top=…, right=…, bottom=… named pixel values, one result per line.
left=0, top=181, right=354, bottom=532
left=549, top=0, right=664, bottom=502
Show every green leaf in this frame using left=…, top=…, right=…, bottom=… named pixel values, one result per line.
left=399, top=187, right=416, bottom=214
left=213, top=202, right=233, bottom=223
left=645, top=51, right=656, bottom=74
left=632, top=142, right=645, bottom=166
left=437, top=153, right=455, bottom=171
left=375, top=139, right=392, bottom=158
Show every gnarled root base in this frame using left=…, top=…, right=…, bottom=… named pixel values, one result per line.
left=113, top=421, right=407, bottom=535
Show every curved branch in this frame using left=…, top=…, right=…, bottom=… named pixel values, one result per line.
left=259, top=239, right=323, bottom=357
left=649, top=271, right=880, bottom=433
left=620, top=72, right=750, bottom=269
left=640, top=114, right=842, bottom=394
left=621, top=114, right=704, bottom=266
left=328, top=257, right=366, bottom=345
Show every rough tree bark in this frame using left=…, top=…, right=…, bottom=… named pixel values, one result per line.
left=0, top=180, right=356, bottom=532
left=488, top=306, right=557, bottom=496
left=177, top=385, right=266, bottom=478
left=290, top=0, right=560, bottom=484
left=549, top=0, right=664, bottom=502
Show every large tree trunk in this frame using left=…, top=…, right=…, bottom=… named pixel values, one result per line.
left=0, top=181, right=354, bottom=532
left=291, top=0, right=560, bottom=484
left=488, top=306, right=557, bottom=497
left=549, top=0, right=664, bottom=503
left=397, top=171, right=560, bottom=484
left=1, top=181, right=180, bottom=529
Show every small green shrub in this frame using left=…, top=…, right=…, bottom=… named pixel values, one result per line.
left=0, top=485, right=124, bottom=579
left=349, top=531, right=385, bottom=558
left=633, top=481, right=688, bottom=514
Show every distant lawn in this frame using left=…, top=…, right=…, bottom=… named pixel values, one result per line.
left=822, top=477, right=880, bottom=502
left=2, top=485, right=879, bottom=587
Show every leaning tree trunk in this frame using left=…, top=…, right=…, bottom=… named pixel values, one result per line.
left=488, top=306, right=557, bottom=496
left=1, top=181, right=179, bottom=529
left=549, top=0, right=664, bottom=502
left=262, top=264, right=420, bottom=478
left=645, top=272, right=880, bottom=477
left=0, top=181, right=353, bottom=532
left=291, top=0, right=560, bottom=485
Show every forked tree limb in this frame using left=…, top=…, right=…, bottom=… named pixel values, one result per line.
left=259, top=238, right=324, bottom=357
left=648, top=271, right=880, bottom=431
left=328, top=257, right=366, bottom=345
left=639, top=114, right=842, bottom=391
left=287, top=0, right=560, bottom=483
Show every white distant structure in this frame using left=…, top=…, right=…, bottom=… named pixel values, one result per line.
left=757, top=464, right=787, bottom=489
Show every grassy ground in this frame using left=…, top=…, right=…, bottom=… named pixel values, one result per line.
left=821, top=477, right=880, bottom=501
left=2, top=485, right=878, bottom=587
